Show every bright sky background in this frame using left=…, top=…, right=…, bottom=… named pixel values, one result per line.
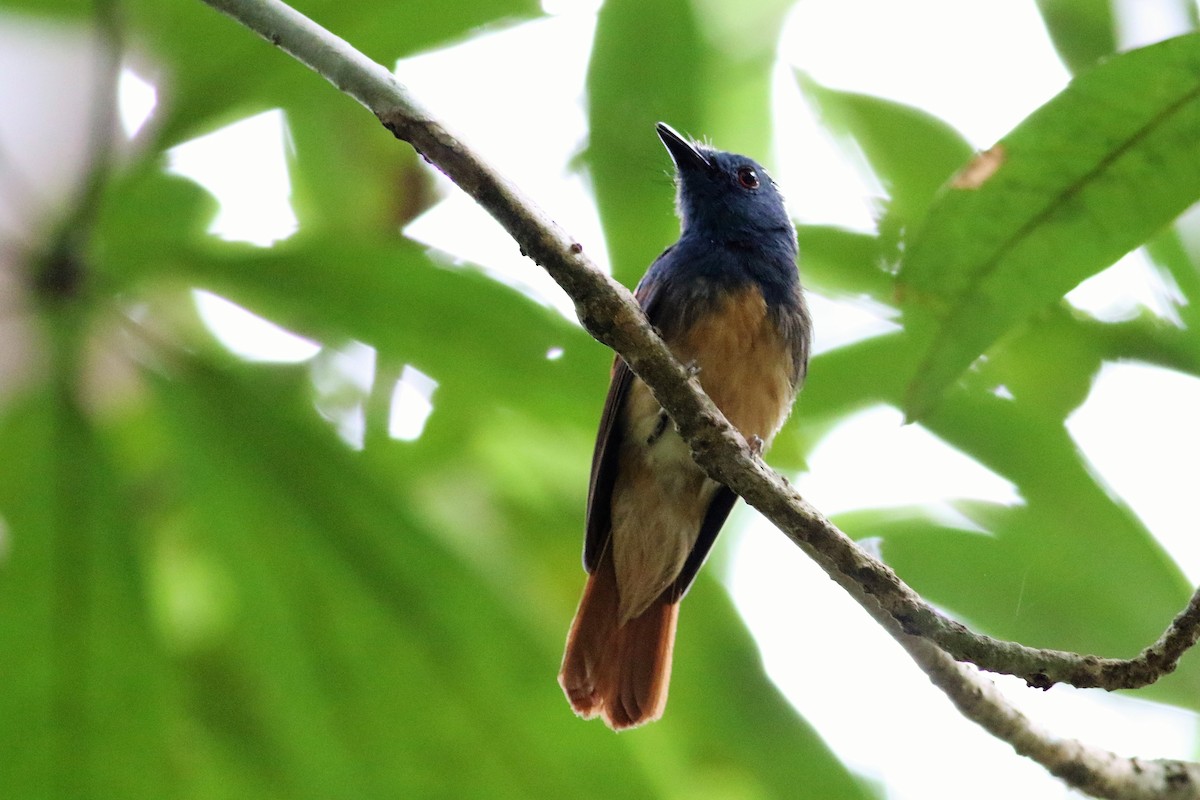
left=9, top=0, right=1195, bottom=797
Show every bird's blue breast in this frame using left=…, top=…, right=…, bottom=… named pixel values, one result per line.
left=641, top=232, right=801, bottom=343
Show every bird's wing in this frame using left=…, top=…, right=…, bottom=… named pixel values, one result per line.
left=668, top=486, right=737, bottom=600
left=583, top=265, right=669, bottom=571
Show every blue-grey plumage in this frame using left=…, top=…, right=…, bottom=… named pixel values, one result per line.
left=560, top=122, right=811, bottom=730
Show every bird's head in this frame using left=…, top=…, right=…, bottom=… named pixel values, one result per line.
left=656, top=122, right=793, bottom=242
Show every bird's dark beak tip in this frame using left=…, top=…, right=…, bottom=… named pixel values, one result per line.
left=656, top=122, right=709, bottom=171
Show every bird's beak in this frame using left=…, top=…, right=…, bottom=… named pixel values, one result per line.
left=656, top=122, right=711, bottom=172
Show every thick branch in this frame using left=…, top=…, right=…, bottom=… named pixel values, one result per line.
left=197, top=0, right=1200, bottom=795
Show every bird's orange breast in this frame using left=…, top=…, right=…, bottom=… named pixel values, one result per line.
left=669, top=284, right=798, bottom=446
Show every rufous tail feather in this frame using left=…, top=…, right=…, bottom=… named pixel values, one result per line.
left=559, top=550, right=678, bottom=730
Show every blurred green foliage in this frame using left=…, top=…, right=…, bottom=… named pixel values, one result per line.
left=2, top=0, right=1199, bottom=798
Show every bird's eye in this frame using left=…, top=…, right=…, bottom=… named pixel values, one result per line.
left=736, top=166, right=760, bottom=190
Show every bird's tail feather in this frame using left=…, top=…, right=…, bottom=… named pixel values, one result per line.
left=559, top=552, right=678, bottom=730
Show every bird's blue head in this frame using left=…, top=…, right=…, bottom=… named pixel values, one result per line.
left=656, top=122, right=794, bottom=247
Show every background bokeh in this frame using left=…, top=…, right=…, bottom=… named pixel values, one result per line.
left=3, top=1, right=1200, bottom=798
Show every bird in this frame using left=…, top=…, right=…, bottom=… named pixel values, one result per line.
left=559, top=122, right=812, bottom=730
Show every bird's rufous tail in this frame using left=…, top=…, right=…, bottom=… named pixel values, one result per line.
left=558, top=551, right=678, bottom=730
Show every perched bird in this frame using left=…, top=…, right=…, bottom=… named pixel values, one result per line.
left=559, top=122, right=812, bottom=729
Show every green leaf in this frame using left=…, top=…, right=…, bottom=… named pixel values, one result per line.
left=795, top=225, right=893, bottom=303
left=150, top=358, right=661, bottom=798
left=0, top=0, right=91, bottom=15
left=977, top=305, right=1102, bottom=419
left=1033, top=0, right=1117, bottom=74
left=0, top=392, right=174, bottom=799
left=585, top=0, right=708, bottom=282
left=126, top=0, right=542, bottom=147
left=284, top=103, right=435, bottom=234
left=586, top=0, right=789, bottom=283
left=1144, top=226, right=1200, bottom=339
left=1034, top=0, right=1199, bottom=76
left=899, top=33, right=1200, bottom=419
left=91, top=166, right=219, bottom=288
left=792, top=334, right=916, bottom=431
left=166, top=235, right=600, bottom=431
left=92, top=162, right=601, bottom=446
left=795, top=74, right=974, bottom=245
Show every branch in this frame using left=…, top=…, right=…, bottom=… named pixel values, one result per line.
left=871, top=603, right=1200, bottom=800
left=196, top=1, right=1200, bottom=796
